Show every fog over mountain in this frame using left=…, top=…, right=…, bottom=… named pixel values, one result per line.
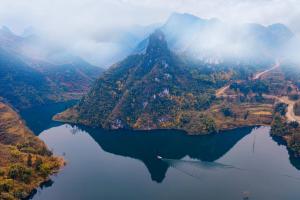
left=0, top=0, right=300, bottom=67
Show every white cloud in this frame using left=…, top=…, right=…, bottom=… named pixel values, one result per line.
left=0, top=0, right=299, bottom=66
left=1, top=0, right=299, bottom=34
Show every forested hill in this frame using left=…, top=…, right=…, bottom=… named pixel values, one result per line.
left=0, top=26, right=103, bottom=109
left=54, top=30, right=257, bottom=133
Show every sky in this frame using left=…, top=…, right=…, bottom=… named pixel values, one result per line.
left=0, top=0, right=299, bottom=66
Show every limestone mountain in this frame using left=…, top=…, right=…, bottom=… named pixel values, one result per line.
left=54, top=30, right=243, bottom=134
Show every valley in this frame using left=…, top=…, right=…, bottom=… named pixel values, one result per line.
left=1, top=8, right=300, bottom=200
left=53, top=28, right=300, bottom=157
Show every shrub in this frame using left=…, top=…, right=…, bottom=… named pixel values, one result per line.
left=8, top=164, right=32, bottom=183
left=271, top=115, right=286, bottom=136
left=38, top=146, right=52, bottom=156
left=0, top=168, right=5, bottom=176
left=13, top=189, right=27, bottom=199
left=35, top=158, right=43, bottom=171
left=0, top=192, right=15, bottom=200
left=289, top=93, right=300, bottom=101
left=221, top=107, right=233, bottom=117
left=201, top=116, right=217, bottom=133
left=27, top=154, right=32, bottom=167
left=274, top=102, right=287, bottom=116
left=289, top=121, right=299, bottom=129
left=39, top=163, right=52, bottom=178
left=0, top=179, right=13, bottom=193
left=294, top=101, right=300, bottom=116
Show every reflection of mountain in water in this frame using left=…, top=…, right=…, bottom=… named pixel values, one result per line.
left=77, top=126, right=253, bottom=182
left=20, top=101, right=76, bottom=135
left=271, top=135, right=300, bottom=171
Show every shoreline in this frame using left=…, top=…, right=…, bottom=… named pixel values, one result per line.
left=52, top=114, right=266, bottom=135
left=24, top=157, right=66, bottom=200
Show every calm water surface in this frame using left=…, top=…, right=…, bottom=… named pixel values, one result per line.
left=21, top=103, right=300, bottom=200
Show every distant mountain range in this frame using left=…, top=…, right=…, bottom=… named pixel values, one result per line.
left=135, top=12, right=294, bottom=64
left=0, top=26, right=103, bottom=109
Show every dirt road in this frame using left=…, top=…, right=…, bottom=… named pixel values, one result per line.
left=253, top=62, right=280, bottom=80
left=263, top=94, right=300, bottom=122
left=216, top=85, right=230, bottom=98
left=277, top=96, right=300, bottom=122
left=216, top=63, right=280, bottom=98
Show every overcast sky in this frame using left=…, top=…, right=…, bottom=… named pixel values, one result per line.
left=0, top=0, right=299, bottom=66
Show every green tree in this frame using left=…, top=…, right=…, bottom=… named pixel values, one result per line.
left=8, top=164, right=32, bottom=183
left=271, top=115, right=286, bottom=136
left=221, top=107, right=233, bottom=117
left=27, top=154, right=32, bottom=167
left=35, top=157, right=43, bottom=171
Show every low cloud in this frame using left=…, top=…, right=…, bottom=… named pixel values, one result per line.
left=0, top=0, right=299, bottom=66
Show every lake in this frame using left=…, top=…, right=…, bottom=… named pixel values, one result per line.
left=21, top=103, right=300, bottom=200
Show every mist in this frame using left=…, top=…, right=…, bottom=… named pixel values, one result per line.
left=0, top=0, right=300, bottom=67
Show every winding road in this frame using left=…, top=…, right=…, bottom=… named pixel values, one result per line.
left=215, top=62, right=300, bottom=123
left=277, top=96, right=300, bottom=123
left=216, top=63, right=280, bottom=98
left=252, top=62, right=280, bottom=80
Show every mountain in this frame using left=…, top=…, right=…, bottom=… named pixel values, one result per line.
left=0, top=47, right=59, bottom=109
left=54, top=30, right=250, bottom=134
left=26, top=56, right=103, bottom=100
left=135, top=13, right=294, bottom=64
left=53, top=13, right=294, bottom=134
left=0, top=26, right=103, bottom=109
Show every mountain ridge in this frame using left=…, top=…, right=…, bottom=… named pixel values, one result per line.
left=54, top=30, right=239, bottom=133
left=0, top=26, right=103, bottom=109
left=134, top=12, right=293, bottom=64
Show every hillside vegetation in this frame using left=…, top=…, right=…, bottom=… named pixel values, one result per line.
left=0, top=102, right=64, bottom=200
left=0, top=27, right=103, bottom=110
left=54, top=30, right=268, bottom=134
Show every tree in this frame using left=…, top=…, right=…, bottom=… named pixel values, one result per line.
left=8, top=164, right=32, bottom=183
left=35, top=157, right=43, bottom=171
left=289, top=121, right=299, bottom=129
left=244, top=111, right=249, bottom=120
left=27, top=154, right=32, bottom=167
left=289, top=93, right=300, bottom=101
left=274, top=102, right=287, bottom=116
left=221, top=107, right=233, bottom=117
left=287, top=86, right=293, bottom=94
left=39, top=164, right=51, bottom=178
left=271, top=115, right=286, bottom=136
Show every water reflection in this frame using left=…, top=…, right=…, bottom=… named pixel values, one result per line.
left=76, top=125, right=253, bottom=182
left=25, top=179, right=54, bottom=200
left=20, top=101, right=76, bottom=135
left=20, top=102, right=300, bottom=176
left=272, top=135, right=300, bottom=171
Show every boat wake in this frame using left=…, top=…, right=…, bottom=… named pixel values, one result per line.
left=157, top=156, right=300, bottom=182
